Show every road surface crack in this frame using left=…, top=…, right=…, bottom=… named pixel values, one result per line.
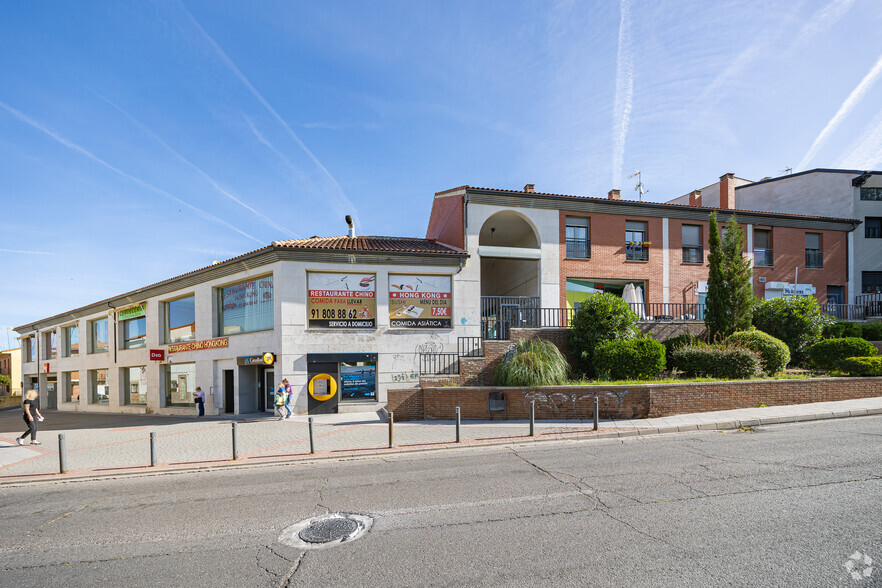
left=280, top=552, right=305, bottom=587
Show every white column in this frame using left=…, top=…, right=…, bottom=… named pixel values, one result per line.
left=848, top=231, right=855, bottom=304
left=662, top=218, right=670, bottom=304
left=746, top=224, right=754, bottom=286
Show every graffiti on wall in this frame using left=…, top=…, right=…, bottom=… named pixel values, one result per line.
left=521, top=390, right=630, bottom=418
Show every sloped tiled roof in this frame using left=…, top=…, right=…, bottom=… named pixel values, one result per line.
left=272, top=235, right=466, bottom=254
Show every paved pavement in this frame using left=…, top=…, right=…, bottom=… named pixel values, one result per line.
left=1, top=396, right=882, bottom=484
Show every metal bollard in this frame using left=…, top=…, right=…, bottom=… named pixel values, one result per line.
left=231, top=422, right=239, bottom=460
left=388, top=412, right=394, bottom=448
left=456, top=406, right=461, bottom=443
left=149, top=432, right=157, bottom=467
left=593, top=396, right=599, bottom=431
left=530, top=400, right=535, bottom=437
left=308, top=417, right=315, bottom=454
left=58, top=433, right=67, bottom=474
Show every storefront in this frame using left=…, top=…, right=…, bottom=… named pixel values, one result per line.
left=307, top=353, right=378, bottom=414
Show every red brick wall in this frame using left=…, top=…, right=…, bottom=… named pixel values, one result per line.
left=387, top=388, right=424, bottom=421
left=426, top=193, right=464, bottom=250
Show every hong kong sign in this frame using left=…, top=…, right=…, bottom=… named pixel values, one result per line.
left=168, top=337, right=229, bottom=353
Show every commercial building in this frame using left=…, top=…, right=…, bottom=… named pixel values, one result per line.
left=0, top=347, right=21, bottom=395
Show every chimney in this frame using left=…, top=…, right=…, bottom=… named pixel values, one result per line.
left=689, top=189, right=702, bottom=207
left=523, top=184, right=535, bottom=193
left=720, top=173, right=735, bottom=210
left=345, top=215, right=355, bottom=238
left=608, top=189, right=621, bottom=200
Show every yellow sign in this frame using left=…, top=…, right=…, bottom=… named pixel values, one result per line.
left=308, top=373, right=337, bottom=401
left=263, top=352, right=275, bottom=365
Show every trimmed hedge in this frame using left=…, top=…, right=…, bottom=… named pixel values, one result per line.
left=671, top=344, right=762, bottom=380
left=838, top=356, right=882, bottom=376
left=726, top=329, right=790, bottom=375
left=862, top=323, right=882, bottom=341
left=822, top=321, right=862, bottom=339
left=594, top=337, right=666, bottom=381
left=662, top=333, right=704, bottom=365
left=807, top=337, right=878, bottom=371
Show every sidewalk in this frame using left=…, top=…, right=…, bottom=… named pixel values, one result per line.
left=2, top=396, right=881, bottom=485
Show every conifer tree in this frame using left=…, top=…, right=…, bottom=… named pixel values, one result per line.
left=704, top=211, right=727, bottom=341
left=721, top=215, right=754, bottom=332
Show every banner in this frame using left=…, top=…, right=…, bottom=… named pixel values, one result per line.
left=168, top=337, right=229, bottom=353
left=308, top=272, right=376, bottom=329
left=389, top=274, right=452, bottom=328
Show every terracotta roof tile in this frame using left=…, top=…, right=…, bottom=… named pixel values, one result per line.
left=272, top=235, right=466, bottom=254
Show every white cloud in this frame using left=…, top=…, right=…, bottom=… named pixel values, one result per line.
left=836, top=110, right=882, bottom=169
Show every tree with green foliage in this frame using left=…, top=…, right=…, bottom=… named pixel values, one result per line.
left=567, top=293, right=639, bottom=377
left=0, top=374, right=10, bottom=392
left=704, top=211, right=727, bottom=341
left=753, top=295, right=832, bottom=365
left=721, top=215, right=755, bottom=332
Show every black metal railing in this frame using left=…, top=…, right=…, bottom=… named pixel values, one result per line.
left=856, top=293, right=882, bottom=316
left=754, top=248, right=773, bottom=267
left=682, top=246, right=703, bottom=264
left=419, top=353, right=459, bottom=376
left=805, top=249, right=823, bottom=268
left=566, top=238, right=591, bottom=259
left=626, top=303, right=705, bottom=321
left=517, top=307, right=577, bottom=329
left=481, top=296, right=540, bottom=340
left=824, top=304, right=866, bottom=321
left=625, top=243, right=649, bottom=261
left=457, top=337, right=483, bottom=358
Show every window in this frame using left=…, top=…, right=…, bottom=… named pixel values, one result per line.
left=682, top=225, right=703, bottom=264
left=44, top=331, right=57, bottom=359
left=165, top=296, right=196, bottom=343
left=827, top=285, right=844, bottom=306
left=124, top=366, right=147, bottom=405
left=754, top=229, right=773, bottom=267
left=805, top=233, right=823, bottom=268
left=165, top=362, right=196, bottom=406
left=565, top=216, right=590, bottom=258
left=64, top=371, right=80, bottom=402
left=123, top=317, right=146, bottom=349
left=90, top=369, right=108, bottom=404
left=65, top=325, right=79, bottom=356
left=865, top=217, right=882, bottom=239
left=625, top=221, right=649, bottom=261
left=860, top=187, right=882, bottom=201
left=90, top=318, right=108, bottom=353
left=218, top=276, right=274, bottom=335
left=863, top=271, right=882, bottom=294
left=25, top=336, right=35, bottom=362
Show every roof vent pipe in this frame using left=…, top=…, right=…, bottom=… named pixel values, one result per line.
left=345, top=215, right=355, bottom=238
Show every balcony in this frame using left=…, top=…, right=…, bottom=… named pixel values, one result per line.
left=805, top=249, right=823, bottom=269
left=682, top=246, right=703, bottom=264
left=754, top=248, right=773, bottom=267
left=566, top=238, right=590, bottom=259
left=625, top=243, right=649, bottom=262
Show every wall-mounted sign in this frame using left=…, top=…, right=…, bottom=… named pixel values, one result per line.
left=307, top=272, right=376, bottom=329
left=168, top=337, right=229, bottom=353
left=309, top=373, right=337, bottom=401
left=389, top=274, right=452, bottom=328
left=237, top=353, right=275, bottom=366
left=149, top=349, right=166, bottom=361
left=117, top=303, right=146, bottom=321
left=43, top=362, right=50, bottom=373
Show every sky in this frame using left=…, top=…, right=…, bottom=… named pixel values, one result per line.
left=2, top=0, right=882, bottom=343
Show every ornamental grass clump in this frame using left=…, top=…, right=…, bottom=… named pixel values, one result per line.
left=726, top=329, right=790, bottom=375
left=492, top=338, right=570, bottom=387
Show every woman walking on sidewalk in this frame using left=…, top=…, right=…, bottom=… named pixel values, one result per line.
left=16, top=389, right=44, bottom=446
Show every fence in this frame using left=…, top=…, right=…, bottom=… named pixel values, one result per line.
left=419, top=352, right=459, bottom=376
left=824, top=304, right=867, bottom=321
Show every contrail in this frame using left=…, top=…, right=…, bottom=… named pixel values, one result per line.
left=0, top=248, right=52, bottom=255
left=611, top=0, right=633, bottom=190
left=178, top=3, right=361, bottom=226
left=0, top=100, right=263, bottom=244
left=794, top=0, right=855, bottom=47
left=95, top=93, right=297, bottom=238
left=797, top=52, right=882, bottom=171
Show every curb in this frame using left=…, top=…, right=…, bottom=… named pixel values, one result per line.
left=2, top=408, right=881, bottom=487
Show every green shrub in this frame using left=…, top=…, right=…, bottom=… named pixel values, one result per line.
left=567, top=293, right=639, bottom=377
left=662, top=333, right=705, bottom=365
left=807, top=337, right=878, bottom=371
left=862, top=323, right=882, bottom=341
left=838, top=356, right=882, bottom=376
left=752, top=296, right=833, bottom=365
left=671, top=344, right=762, bottom=379
left=594, top=337, right=666, bottom=381
left=822, top=321, right=862, bottom=339
left=726, top=329, right=790, bottom=375
left=493, top=338, right=569, bottom=386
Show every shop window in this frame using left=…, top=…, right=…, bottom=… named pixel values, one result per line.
left=65, top=325, right=79, bottom=356
left=124, top=366, right=147, bottom=405
left=682, top=225, right=703, bottom=264
left=754, top=229, right=773, bottom=267
left=863, top=271, right=882, bottom=294
left=218, top=276, right=274, bottom=335
left=865, top=217, right=882, bottom=239
left=123, top=317, right=147, bottom=349
left=860, top=187, right=882, bottom=201
left=89, top=369, right=108, bottom=404
left=165, top=296, right=196, bottom=343
left=64, top=371, right=80, bottom=402
left=90, top=318, right=108, bottom=354
left=165, top=362, right=196, bottom=406
left=805, top=233, right=823, bottom=269
left=565, top=217, right=590, bottom=258
left=625, top=221, right=649, bottom=261
left=340, top=362, right=377, bottom=402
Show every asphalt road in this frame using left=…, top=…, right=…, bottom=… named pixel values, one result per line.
left=1, top=416, right=881, bottom=587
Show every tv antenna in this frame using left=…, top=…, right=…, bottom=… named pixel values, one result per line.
left=628, top=170, right=647, bottom=201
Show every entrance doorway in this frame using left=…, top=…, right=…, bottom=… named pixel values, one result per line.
left=263, top=369, right=275, bottom=413
left=46, top=376, right=57, bottom=410
left=223, top=370, right=234, bottom=414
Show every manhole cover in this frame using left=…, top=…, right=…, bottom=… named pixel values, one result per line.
left=299, top=517, right=359, bottom=543
left=279, top=513, right=372, bottom=550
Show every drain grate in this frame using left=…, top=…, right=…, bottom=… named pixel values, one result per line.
left=279, top=513, right=372, bottom=550
left=299, top=517, right=359, bottom=544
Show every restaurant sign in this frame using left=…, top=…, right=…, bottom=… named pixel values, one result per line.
left=307, top=272, right=376, bottom=329
left=389, top=274, right=452, bottom=328
left=117, top=303, right=146, bottom=321
left=168, top=337, right=229, bottom=353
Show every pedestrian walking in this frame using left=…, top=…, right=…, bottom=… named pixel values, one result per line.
left=283, top=378, right=293, bottom=418
left=274, top=384, right=287, bottom=420
left=16, top=389, right=44, bottom=446
left=194, top=386, right=205, bottom=418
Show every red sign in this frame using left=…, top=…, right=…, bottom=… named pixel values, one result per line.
left=149, top=349, right=166, bottom=361
left=43, top=363, right=50, bottom=373
left=167, top=337, right=229, bottom=353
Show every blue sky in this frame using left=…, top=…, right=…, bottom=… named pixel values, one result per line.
left=2, top=0, right=882, bottom=343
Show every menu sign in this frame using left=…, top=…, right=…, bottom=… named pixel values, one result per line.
left=389, top=274, right=452, bottom=328
left=308, top=272, right=376, bottom=329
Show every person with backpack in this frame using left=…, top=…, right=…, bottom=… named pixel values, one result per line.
left=274, top=383, right=287, bottom=420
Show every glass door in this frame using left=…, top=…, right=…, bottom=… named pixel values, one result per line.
left=264, top=369, right=275, bottom=413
